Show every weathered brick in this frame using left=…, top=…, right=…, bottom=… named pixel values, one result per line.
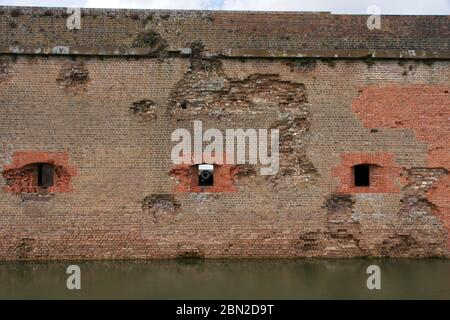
left=0, top=7, right=448, bottom=260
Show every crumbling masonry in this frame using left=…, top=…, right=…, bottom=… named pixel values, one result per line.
left=0, top=7, right=449, bottom=260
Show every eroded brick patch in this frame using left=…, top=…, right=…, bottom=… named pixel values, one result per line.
left=233, top=164, right=257, bottom=181
left=168, top=59, right=308, bottom=120
left=377, top=224, right=447, bottom=257
left=269, top=113, right=317, bottom=186
left=285, top=58, right=317, bottom=72
left=323, top=194, right=363, bottom=256
left=314, top=191, right=448, bottom=257
left=400, top=168, right=447, bottom=218
left=370, top=168, right=448, bottom=257
left=0, top=58, right=11, bottom=82
left=297, top=231, right=322, bottom=253
left=428, top=175, right=450, bottom=248
left=296, top=195, right=363, bottom=257
left=2, top=151, right=78, bottom=194
left=56, top=61, right=89, bottom=90
left=379, top=233, right=419, bottom=256
left=142, top=194, right=180, bottom=223
left=399, top=167, right=449, bottom=251
left=131, top=30, right=167, bottom=56
left=16, top=238, right=35, bottom=260
left=130, top=99, right=157, bottom=120
left=176, top=250, right=205, bottom=260
left=169, top=59, right=316, bottom=186
left=189, top=40, right=206, bottom=58
left=332, top=152, right=401, bottom=193
left=352, top=85, right=450, bottom=249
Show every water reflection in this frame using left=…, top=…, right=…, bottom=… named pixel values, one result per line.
left=0, top=259, right=448, bottom=299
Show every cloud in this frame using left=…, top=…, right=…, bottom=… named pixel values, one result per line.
left=0, top=0, right=449, bottom=14
left=221, top=0, right=450, bottom=14
left=83, top=0, right=218, bottom=9
left=0, top=0, right=83, bottom=6
left=0, top=0, right=221, bottom=9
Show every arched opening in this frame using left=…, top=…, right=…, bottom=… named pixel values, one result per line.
left=35, top=163, right=55, bottom=188
left=2, top=162, right=55, bottom=194
left=2, top=151, right=77, bottom=195
left=18, top=162, right=55, bottom=190
left=353, top=164, right=370, bottom=187
left=198, top=164, right=214, bottom=187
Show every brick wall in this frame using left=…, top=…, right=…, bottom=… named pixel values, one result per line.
left=0, top=7, right=449, bottom=51
left=352, top=85, right=450, bottom=248
left=0, top=8, right=449, bottom=260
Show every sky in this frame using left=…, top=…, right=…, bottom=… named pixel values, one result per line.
left=0, top=0, right=449, bottom=15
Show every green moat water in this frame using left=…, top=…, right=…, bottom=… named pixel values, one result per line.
left=0, top=259, right=449, bottom=299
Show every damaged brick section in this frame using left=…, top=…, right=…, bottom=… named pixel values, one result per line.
left=352, top=85, right=450, bottom=250
left=379, top=225, right=447, bottom=258
left=131, top=30, right=167, bottom=56
left=297, top=194, right=362, bottom=257
left=370, top=167, right=449, bottom=257
left=286, top=58, right=317, bottom=72
left=233, top=164, right=257, bottom=181
left=297, top=231, right=322, bottom=253
left=130, top=99, right=157, bottom=120
left=0, top=59, right=9, bottom=83
left=2, top=151, right=77, bottom=195
left=142, top=194, right=181, bottom=223
left=16, top=238, right=35, bottom=260
left=383, top=167, right=450, bottom=256
left=176, top=249, right=205, bottom=260
left=298, top=191, right=448, bottom=258
left=400, top=168, right=448, bottom=219
left=169, top=59, right=317, bottom=186
left=269, top=113, right=317, bottom=186
left=379, top=233, right=419, bottom=256
left=168, top=59, right=308, bottom=120
left=323, top=194, right=363, bottom=256
left=56, top=61, right=89, bottom=91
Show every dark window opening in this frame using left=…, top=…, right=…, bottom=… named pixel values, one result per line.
left=198, top=164, right=214, bottom=187
left=37, top=163, right=54, bottom=188
left=354, top=164, right=370, bottom=187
